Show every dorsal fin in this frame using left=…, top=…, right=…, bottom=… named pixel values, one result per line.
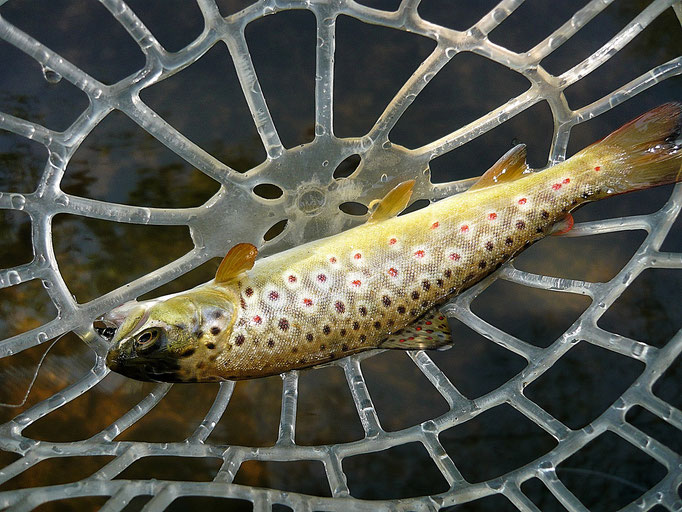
left=367, top=180, right=416, bottom=223
left=216, top=243, right=258, bottom=283
left=468, top=144, right=530, bottom=192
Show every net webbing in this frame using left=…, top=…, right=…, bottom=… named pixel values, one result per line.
left=0, top=0, right=680, bottom=510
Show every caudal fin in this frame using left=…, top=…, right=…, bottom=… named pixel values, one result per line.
left=576, top=103, right=682, bottom=193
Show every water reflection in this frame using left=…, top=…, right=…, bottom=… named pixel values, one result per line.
left=0, top=0, right=680, bottom=507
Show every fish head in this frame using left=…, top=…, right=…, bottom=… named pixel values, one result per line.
left=102, top=290, right=236, bottom=383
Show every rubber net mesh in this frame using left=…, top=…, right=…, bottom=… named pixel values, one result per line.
left=0, top=0, right=681, bottom=510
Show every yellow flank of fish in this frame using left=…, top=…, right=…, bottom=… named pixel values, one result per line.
left=103, top=103, right=682, bottom=382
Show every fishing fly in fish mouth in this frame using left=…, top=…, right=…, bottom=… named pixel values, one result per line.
left=100, top=103, right=682, bottom=383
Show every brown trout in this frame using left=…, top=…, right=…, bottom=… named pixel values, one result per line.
left=103, top=103, right=682, bottom=382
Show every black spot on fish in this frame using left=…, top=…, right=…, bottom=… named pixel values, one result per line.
left=214, top=311, right=223, bottom=319
left=444, top=269, right=451, bottom=278
left=298, top=358, right=307, bottom=364
left=206, top=342, right=216, bottom=350
left=323, top=325, right=331, bottom=335
left=397, top=306, right=406, bottom=314
left=235, top=334, right=245, bottom=346
left=306, top=333, right=314, bottom=342
left=536, top=227, right=544, bottom=233
left=421, top=301, right=429, bottom=308
left=359, top=306, right=367, bottom=316
left=505, top=237, right=513, bottom=246
left=240, top=298, right=246, bottom=309
left=479, top=260, right=487, bottom=269
left=268, top=339, right=275, bottom=347
left=329, top=352, right=336, bottom=359
left=359, top=335, right=367, bottom=342
left=382, top=295, right=392, bottom=307
left=181, top=348, right=195, bottom=358
left=436, top=279, right=444, bottom=288
left=196, top=330, right=204, bottom=339
left=485, top=241, right=494, bottom=251
left=245, top=287, right=253, bottom=297
left=353, top=321, right=360, bottom=330
left=320, top=344, right=326, bottom=351
left=335, top=301, right=345, bottom=313
left=279, top=318, right=290, bottom=331
left=422, top=280, right=431, bottom=291
left=340, top=329, right=347, bottom=336
left=410, top=309, right=418, bottom=316
left=541, top=210, right=550, bottom=219
left=411, top=291, right=420, bottom=300
left=342, top=343, right=349, bottom=351
left=374, top=321, right=381, bottom=329
left=292, top=347, right=298, bottom=353
left=211, top=327, right=221, bottom=335
left=516, top=220, right=526, bottom=230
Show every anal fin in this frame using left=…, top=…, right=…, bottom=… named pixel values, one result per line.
left=379, top=309, right=452, bottom=350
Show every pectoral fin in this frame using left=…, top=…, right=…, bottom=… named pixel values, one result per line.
left=367, top=180, right=416, bottom=223
left=379, top=309, right=452, bottom=350
left=216, top=243, right=258, bottom=283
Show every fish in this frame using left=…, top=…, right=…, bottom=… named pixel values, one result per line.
left=102, top=103, right=682, bottom=383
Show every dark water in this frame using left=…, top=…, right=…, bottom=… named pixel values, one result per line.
left=0, top=1, right=681, bottom=510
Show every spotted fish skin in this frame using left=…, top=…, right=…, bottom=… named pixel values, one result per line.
left=104, top=103, right=682, bottom=382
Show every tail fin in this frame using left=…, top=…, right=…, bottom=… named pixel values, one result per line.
left=576, top=103, right=682, bottom=193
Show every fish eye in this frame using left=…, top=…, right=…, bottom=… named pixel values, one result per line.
left=134, top=328, right=161, bottom=353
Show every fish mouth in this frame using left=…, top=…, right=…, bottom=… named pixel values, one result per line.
left=105, top=348, right=184, bottom=383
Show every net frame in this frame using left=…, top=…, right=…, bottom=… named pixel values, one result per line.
left=0, top=0, right=680, bottom=510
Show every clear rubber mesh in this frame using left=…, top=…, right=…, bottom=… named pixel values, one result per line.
left=0, top=0, right=681, bottom=510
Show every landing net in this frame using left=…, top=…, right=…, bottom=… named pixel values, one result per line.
left=0, top=1, right=680, bottom=510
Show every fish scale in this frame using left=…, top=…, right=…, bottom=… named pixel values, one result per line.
left=103, top=103, right=682, bottom=382
left=216, top=159, right=582, bottom=378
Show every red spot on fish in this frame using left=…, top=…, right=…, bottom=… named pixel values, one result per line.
left=269, top=291, right=279, bottom=300
left=425, top=321, right=432, bottom=325
left=449, top=253, right=460, bottom=261
left=518, top=198, right=527, bottom=205
left=399, top=339, right=405, bottom=343
left=329, top=257, right=337, bottom=263
left=431, top=222, right=439, bottom=229
left=416, top=327, right=422, bottom=331
left=389, top=238, right=397, bottom=245
left=563, top=178, right=570, bottom=184
left=488, top=212, right=497, bottom=220
left=594, top=166, right=601, bottom=172
left=414, top=250, right=425, bottom=258
left=288, top=275, right=296, bottom=283
left=388, top=267, right=398, bottom=277
left=253, top=315, right=262, bottom=324
left=351, top=279, right=361, bottom=287
left=354, top=253, right=362, bottom=260
left=303, top=298, right=313, bottom=306
left=460, top=225, right=469, bottom=233
left=317, top=274, right=327, bottom=282
left=552, top=183, right=562, bottom=191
